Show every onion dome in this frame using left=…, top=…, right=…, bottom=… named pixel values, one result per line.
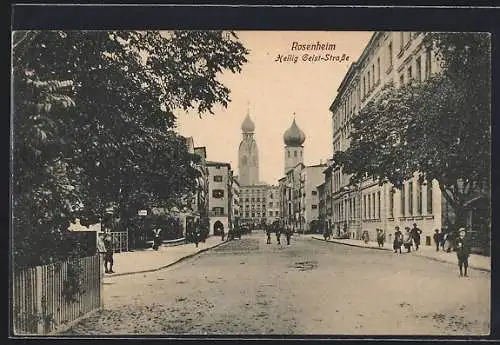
left=283, top=118, right=306, bottom=146
left=241, top=112, right=255, bottom=133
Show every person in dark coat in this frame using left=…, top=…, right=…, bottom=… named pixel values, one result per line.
left=276, top=227, right=281, bottom=245
left=393, top=226, right=403, bottom=254
left=266, top=227, right=272, bottom=244
left=439, top=228, right=446, bottom=250
left=103, top=234, right=115, bottom=274
left=285, top=227, right=292, bottom=245
left=433, top=229, right=441, bottom=251
left=455, top=227, right=471, bottom=277
left=410, top=223, right=423, bottom=251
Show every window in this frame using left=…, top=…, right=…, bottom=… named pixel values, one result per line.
left=363, top=76, right=366, bottom=98
left=269, top=202, right=273, bottom=207
left=371, top=64, right=375, bottom=85
left=377, top=57, right=381, bottom=82
left=212, top=207, right=224, bottom=216
left=400, top=73, right=405, bottom=85
left=275, top=211, right=279, bottom=217
left=288, top=151, right=290, bottom=157
left=262, top=212, right=266, bottom=217
left=312, top=190, right=317, bottom=196
left=401, top=184, right=406, bottom=216
left=425, top=50, right=432, bottom=78
left=216, top=165, right=220, bottom=169
left=390, top=188, right=395, bottom=218
left=416, top=56, right=422, bottom=82
left=213, top=175, right=223, bottom=182
left=251, top=198, right=255, bottom=202
left=251, top=212, right=255, bottom=218
left=294, top=150, right=297, bottom=157
left=417, top=181, right=423, bottom=215
left=427, top=182, right=433, bottom=213
left=388, top=42, right=393, bottom=68
left=368, top=194, right=371, bottom=219
left=212, top=189, right=224, bottom=199
left=245, top=212, right=249, bottom=217
left=245, top=198, right=249, bottom=202
left=377, top=191, right=381, bottom=219
left=408, top=181, right=413, bottom=215
left=367, top=71, right=371, bottom=90
left=257, top=198, right=260, bottom=202
left=372, top=193, right=376, bottom=219
left=269, top=211, right=273, bottom=217
left=363, top=195, right=367, bottom=219
left=312, top=205, right=318, bottom=209
left=407, top=66, right=412, bottom=81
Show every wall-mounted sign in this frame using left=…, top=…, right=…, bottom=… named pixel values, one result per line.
left=138, top=210, right=148, bottom=216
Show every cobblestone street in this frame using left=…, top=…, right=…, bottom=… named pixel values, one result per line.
left=64, top=232, right=490, bottom=336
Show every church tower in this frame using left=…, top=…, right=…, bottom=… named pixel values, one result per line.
left=238, top=110, right=259, bottom=186
left=283, top=116, right=306, bottom=174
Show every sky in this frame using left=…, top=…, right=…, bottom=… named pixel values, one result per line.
left=175, top=31, right=373, bottom=185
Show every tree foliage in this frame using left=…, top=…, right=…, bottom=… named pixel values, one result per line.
left=12, top=30, right=248, bottom=268
left=333, top=32, right=490, bottom=227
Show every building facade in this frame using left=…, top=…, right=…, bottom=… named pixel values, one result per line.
left=329, top=31, right=443, bottom=244
left=266, top=185, right=280, bottom=225
left=238, top=112, right=260, bottom=186
left=230, top=174, right=240, bottom=230
left=299, top=164, right=327, bottom=233
left=239, top=184, right=269, bottom=227
left=206, top=161, right=233, bottom=235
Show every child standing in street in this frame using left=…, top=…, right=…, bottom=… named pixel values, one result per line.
left=455, top=227, right=471, bottom=277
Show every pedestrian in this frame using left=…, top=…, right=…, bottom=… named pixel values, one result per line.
left=433, top=229, right=440, bottom=251
left=403, top=227, right=412, bottom=253
left=439, top=228, right=446, bottom=250
left=411, top=223, right=423, bottom=251
left=377, top=228, right=386, bottom=247
left=221, top=228, right=225, bottom=241
left=323, top=226, right=330, bottom=241
left=103, top=233, right=115, bottom=274
left=444, top=229, right=453, bottom=253
left=276, top=228, right=281, bottom=245
left=455, top=227, right=471, bottom=277
left=393, top=226, right=403, bottom=254
left=152, top=227, right=161, bottom=250
left=193, top=227, right=200, bottom=248
left=266, top=227, right=271, bottom=244
left=285, top=227, right=292, bottom=245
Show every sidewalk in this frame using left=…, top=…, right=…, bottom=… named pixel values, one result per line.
left=105, top=235, right=227, bottom=278
left=311, top=236, right=491, bottom=272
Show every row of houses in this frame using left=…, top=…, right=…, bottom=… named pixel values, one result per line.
left=278, top=32, right=490, bottom=254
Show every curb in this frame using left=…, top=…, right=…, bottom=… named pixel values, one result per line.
left=311, top=236, right=392, bottom=252
left=104, top=240, right=229, bottom=278
left=312, top=236, right=491, bottom=273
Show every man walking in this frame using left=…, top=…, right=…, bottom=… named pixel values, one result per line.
left=103, top=233, right=115, bottom=274
left=433, top=229, right=441, bottom=251
left=266, top=227, right=272, bottom=244
left=276, top=227, right=281, bottom=245
left=455, top=227, right=471, bottom=277
left=285, top=227, right=292, bottom=246
left=411, top=223, right=423, bottom=251
left=393, top=226, right=403, bottom=254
